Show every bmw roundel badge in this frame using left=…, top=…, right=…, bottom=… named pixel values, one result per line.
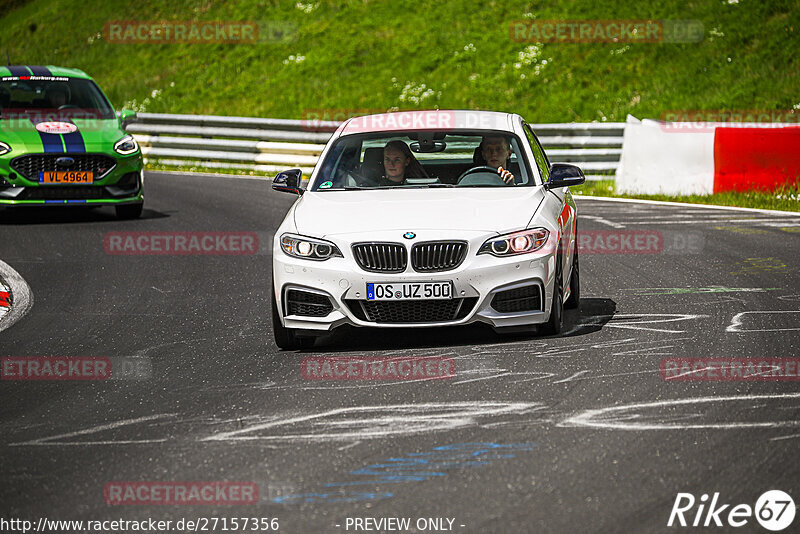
left=403, top=232, right=416, bottom=239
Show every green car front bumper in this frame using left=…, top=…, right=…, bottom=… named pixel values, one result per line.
left=0, top=152, right=144, bottom=207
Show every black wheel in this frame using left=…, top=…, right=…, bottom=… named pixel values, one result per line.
left=115, top=203, right=143, bottom=220
left=271, top=284, right=315, bottom=350
left=540, top=254, right=563, bottom=336
left=564, top=245, right=580, bottom=309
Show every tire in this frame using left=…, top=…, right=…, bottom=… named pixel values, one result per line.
left=115, top=203, right=143, bottom=220
left=271, top=284, right=315, bottom=350
left=540, top=254, right=563, bottom=336
left=564, top=246, right=580, bottom=309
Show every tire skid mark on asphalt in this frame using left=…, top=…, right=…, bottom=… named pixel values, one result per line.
left=167, top=336, right=686, bottom=392
left=726, top=310, right=800, bottom=332
left=9, top=414, right=178, bottom=446
left=10, top=381, right=800, bottom=446
left=559, top=393, right=800, bottom=431
left=0, top=259, right=33, bottom=334
left=201, top=402, right=543, bottom=443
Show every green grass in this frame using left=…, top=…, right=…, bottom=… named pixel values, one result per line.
left=2, top=0, right=799, bottom=209
left=2, top=0, right=798, bottom=121
left=573, top=179, right=800, bottom=212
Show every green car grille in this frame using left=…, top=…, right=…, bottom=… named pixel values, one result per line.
left=10, top=154, right=117, bottom=181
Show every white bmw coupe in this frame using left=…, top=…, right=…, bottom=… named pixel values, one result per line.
left=271, top=110, right=584, bottom=349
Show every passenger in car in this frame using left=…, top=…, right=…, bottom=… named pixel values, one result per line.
left=479, top=135, right=517, bottom=184
left=380, top=140, right=429, bottom=185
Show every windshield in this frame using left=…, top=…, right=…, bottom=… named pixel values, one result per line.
left=310, top=130, right=535, bottom=190
left=0, top=76, right=116, bottom=120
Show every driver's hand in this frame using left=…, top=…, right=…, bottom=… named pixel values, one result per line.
left=497, top=166, right=515, bottom=184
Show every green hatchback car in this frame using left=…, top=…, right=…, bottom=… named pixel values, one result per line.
left=0, top=65, right=144, bottom=218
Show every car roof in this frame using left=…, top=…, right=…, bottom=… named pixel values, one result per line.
left=0, top=65, right=91, bottom=79
left=339, top=110, right=518, bottom=136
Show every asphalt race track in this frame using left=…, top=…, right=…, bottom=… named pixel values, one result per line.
left=1, top=171, right=799, bottom=533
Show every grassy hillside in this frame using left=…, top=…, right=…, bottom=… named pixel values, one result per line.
left=1, top=0, right=798, bottom=121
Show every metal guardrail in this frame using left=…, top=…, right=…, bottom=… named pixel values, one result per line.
left=127, top=113, right=624, bottom=181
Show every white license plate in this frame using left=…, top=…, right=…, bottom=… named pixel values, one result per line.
left=366, top=282, right=452, bottom=301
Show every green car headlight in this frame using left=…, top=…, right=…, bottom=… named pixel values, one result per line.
left=281, top=233, right=342, bottom=261
left=0, top=141, right=11, bottom=156
left=113, top=135, right=139, bottom=155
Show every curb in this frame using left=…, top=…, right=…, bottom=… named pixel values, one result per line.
left=0, top=260, right=33, bottom=334
left=0, top=273, right=11, bottom=322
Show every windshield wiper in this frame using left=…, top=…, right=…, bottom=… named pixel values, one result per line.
left=424, top=183, right=455, bottom=188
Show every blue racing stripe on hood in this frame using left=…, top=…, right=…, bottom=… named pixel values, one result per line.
left=28, top=118, right=65, bottom=153
left=62, top=123, right=86, bottom=153
left=27, top=66, right=52, bottom=76
left=6, top=66, right=31, bottom=76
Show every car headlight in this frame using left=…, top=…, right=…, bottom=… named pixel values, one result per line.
left=0, top=141, right=11, bottom=156
left=478, top=228, right=550, bottom=257
left=281, top=233, right=343, bottom=261
left=113, top=135, right=139, bottom=155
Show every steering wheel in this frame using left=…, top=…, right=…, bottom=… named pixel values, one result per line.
left=456, top=166, right=509, bottom=186
left=344, top=169, right=381, bottom=188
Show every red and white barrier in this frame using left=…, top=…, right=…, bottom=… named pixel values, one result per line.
left=616, top=115, right=800, bottom=195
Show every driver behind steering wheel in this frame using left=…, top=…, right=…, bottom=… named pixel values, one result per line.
left=479, top=135, right=517, bottom=184
left=45, top=84, right=70, bottom=110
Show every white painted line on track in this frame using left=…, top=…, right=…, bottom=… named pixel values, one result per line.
left=575, top=194, right=800, bottom=216
left=0, top=259, right=33, bottom=334
left=621, top=217, right=800, bottom=225
left=582, top=215, right=626, bottom=229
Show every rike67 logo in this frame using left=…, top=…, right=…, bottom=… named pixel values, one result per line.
left=668, top=490, right=795, bottom=531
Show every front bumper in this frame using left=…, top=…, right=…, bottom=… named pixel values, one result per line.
left=273, top=231, right=557, bottom=331
left=0, top=152, right=144, bottom=206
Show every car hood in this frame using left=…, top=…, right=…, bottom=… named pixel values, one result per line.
left=0, top=117, right=126, bottom=153
left=293, top=187, right=546, bottom=237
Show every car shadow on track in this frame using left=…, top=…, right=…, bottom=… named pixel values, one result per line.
left=0, top=206, right=169, bottom=225
left=303, top=297, right=617, bottom=352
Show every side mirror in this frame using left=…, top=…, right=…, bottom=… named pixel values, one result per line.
left=546, top=163, right=585, bottom=189
left=272, top=169, right=304, bottom=195
left=118, top=109, right=137, bottom=128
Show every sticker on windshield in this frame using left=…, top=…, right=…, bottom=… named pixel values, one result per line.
left=320, top=181, right=333, bottom=189
left=1, top=76, right=69, bottom=82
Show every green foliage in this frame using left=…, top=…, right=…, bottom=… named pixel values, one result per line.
left=3, top=0, right=798, bottom=209
left=1, top=0, right=797, bottom=120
